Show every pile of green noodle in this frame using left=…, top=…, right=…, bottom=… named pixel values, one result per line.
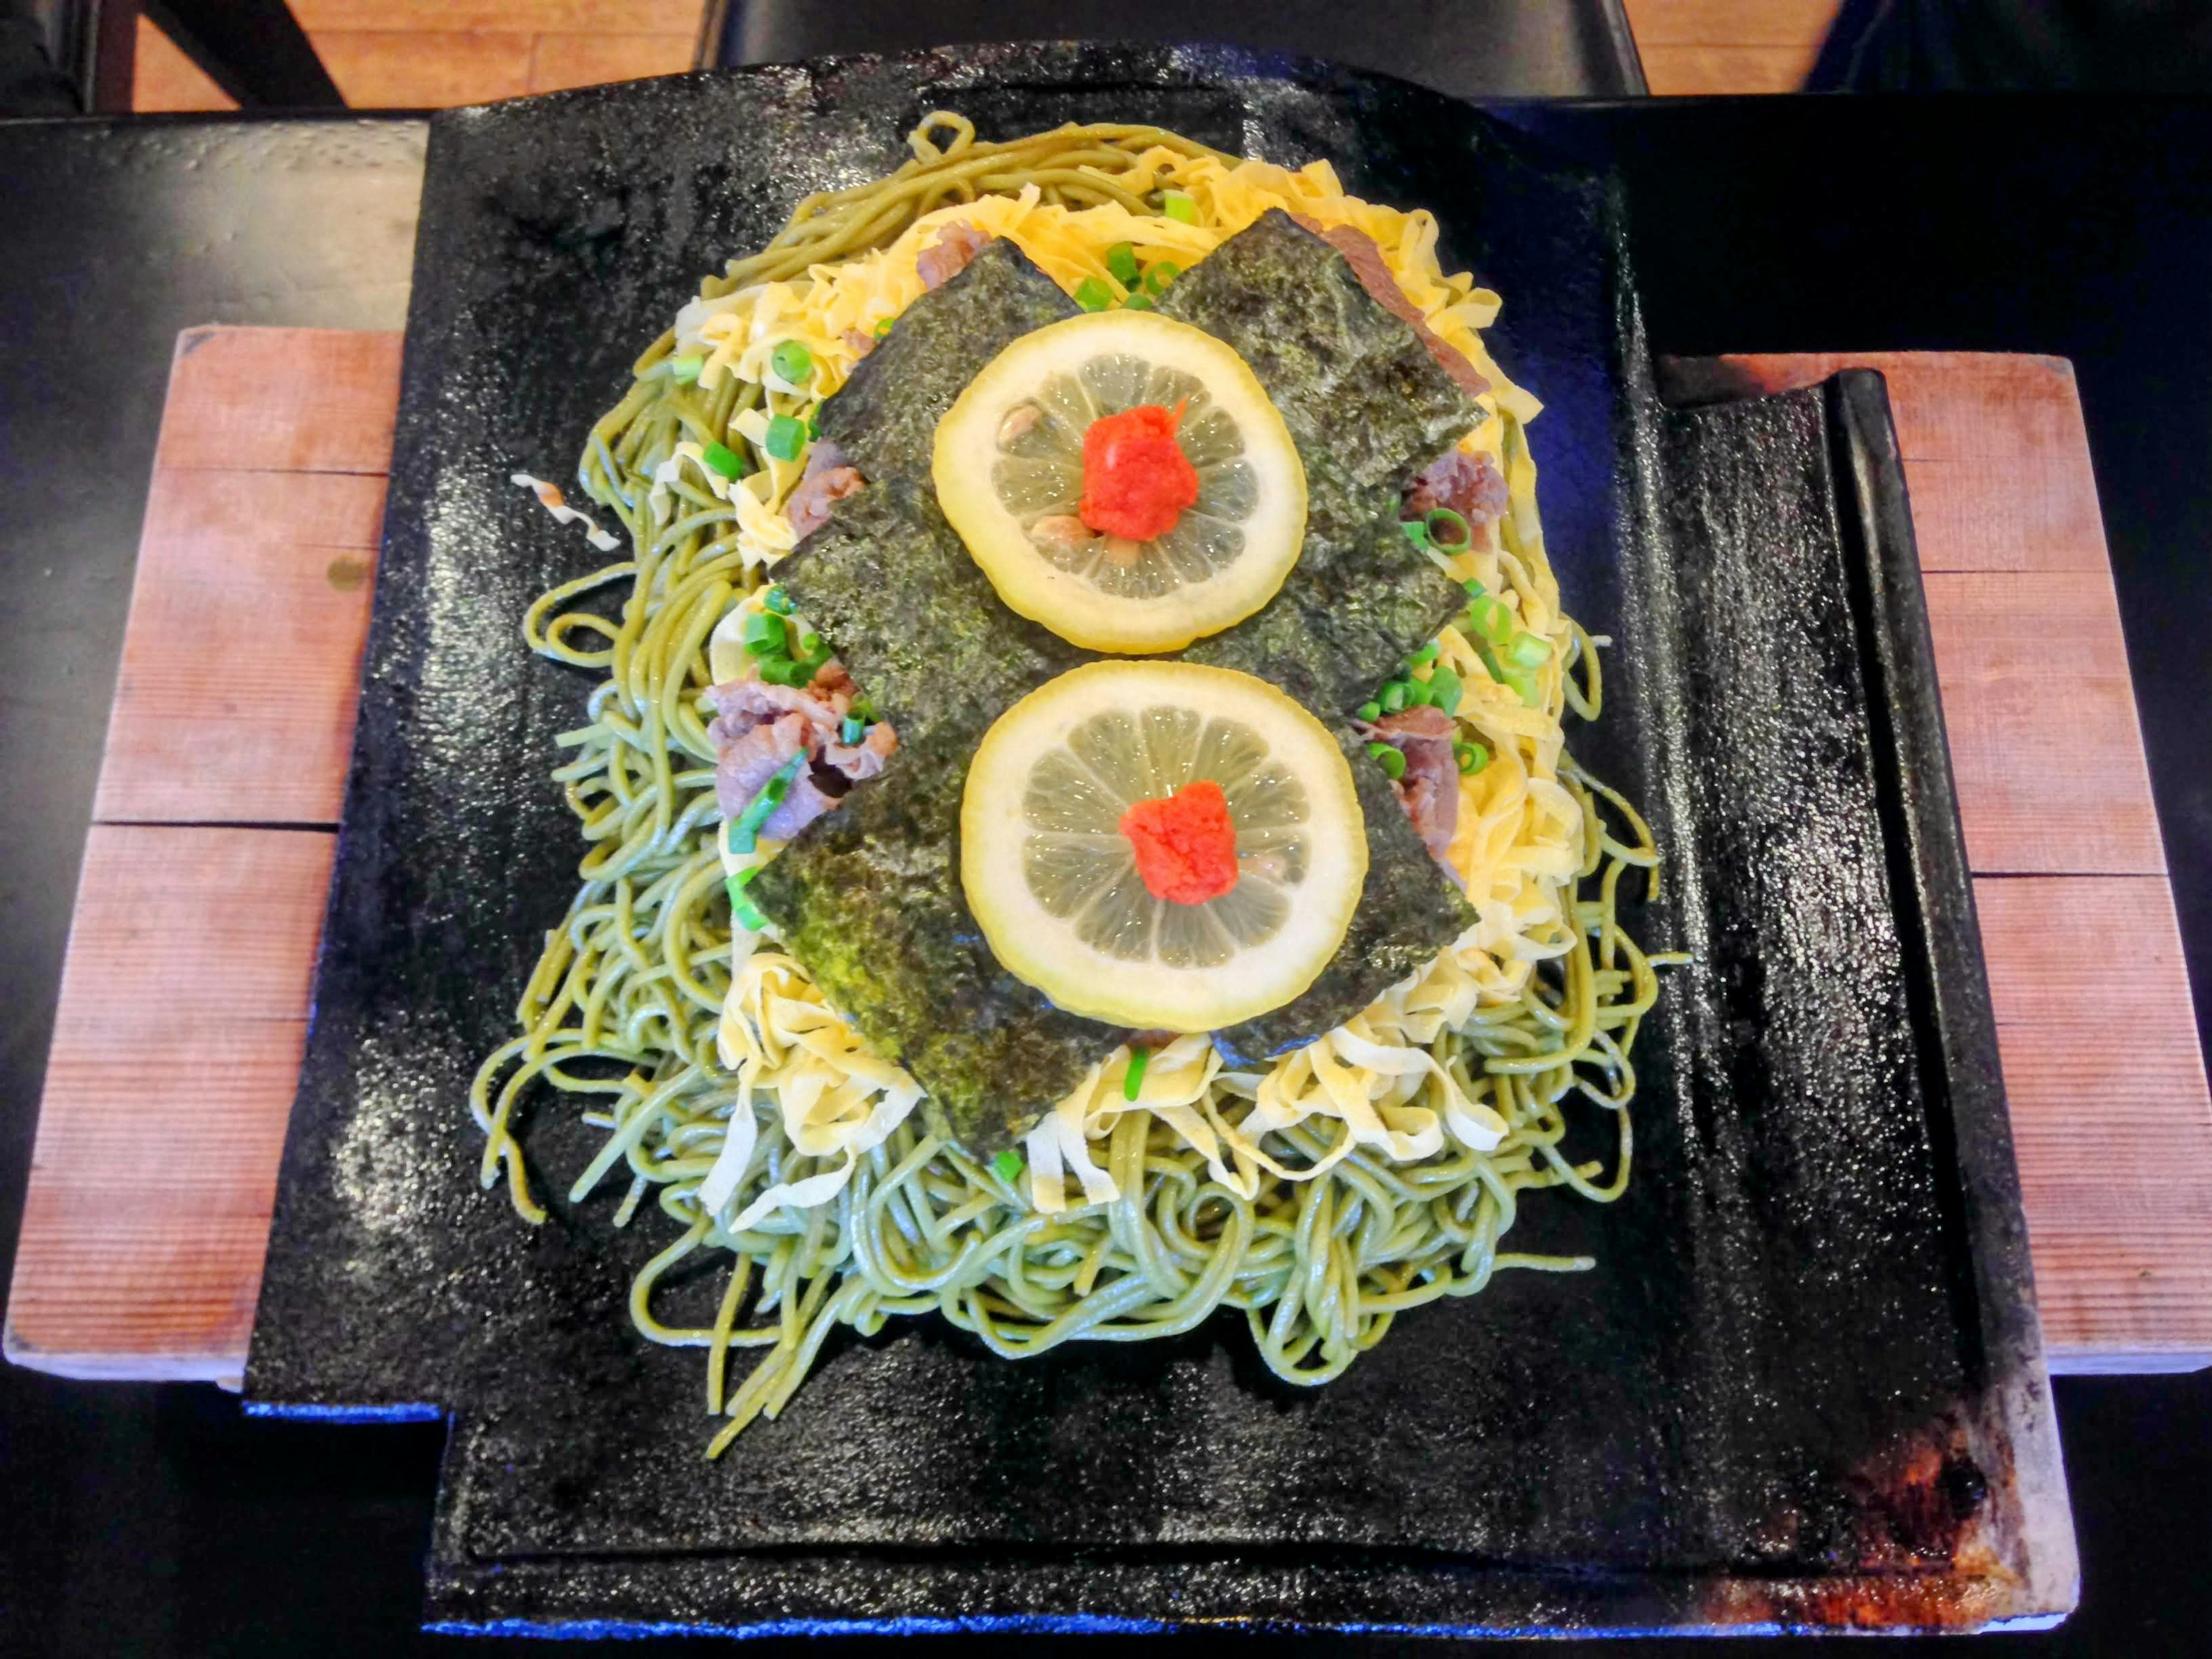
left=470, top=117, right=1665, bottom=1456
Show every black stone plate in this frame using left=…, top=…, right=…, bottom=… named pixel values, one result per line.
left=242, top=44, right=2077, bottom=1635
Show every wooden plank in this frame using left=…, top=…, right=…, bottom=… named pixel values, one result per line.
left=528, top=32, right=695, bottom=94
left=157, top=327, right=402, bottom=475
left=1923, top=571, right=2166, bottom=876
left=3, top=826, right=335, bottom=1384
left=312, top=30, right=538, bottom=108
left=132, top=16, right=235, bottom=112
left=94, top=468, right=384, bottom=825
left=1976, top=875, right=2212, bottom=1371
left=290, top=0, right=702, bottom=32
left=1892, top=454, right=2114, bottom=574
left=10, top=332, right=2209, bottom=1382
left=1620, top=0, right=1839, bottom=47
left=1635, top=45, right=1820, bottom=95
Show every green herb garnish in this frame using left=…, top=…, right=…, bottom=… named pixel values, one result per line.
left=763, top=414, right=807, bottom=463
left=1122, top=1045, right=1151, bottom=1101
left=726, top=868, right=767, bottom=930
left=770, top=339, right=813, bottom=385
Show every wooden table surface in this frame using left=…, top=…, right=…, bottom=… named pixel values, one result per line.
left=7, top=327, right=2209, bottom=1389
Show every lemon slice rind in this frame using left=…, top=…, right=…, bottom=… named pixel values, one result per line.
left=933, top=311, right=1307, bottom=654
left=962, top=661, right=1365, bottom=1032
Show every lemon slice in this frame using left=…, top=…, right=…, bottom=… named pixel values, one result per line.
left=933, top=311, right=1306, bottom=654
left=961, top=661, right=1365, bottom=1031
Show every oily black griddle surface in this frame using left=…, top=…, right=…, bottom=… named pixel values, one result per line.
left=243, top=46, right=2070, bottom=1635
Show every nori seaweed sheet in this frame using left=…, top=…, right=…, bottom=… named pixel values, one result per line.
left=1168, top=210, right=1478, bottom=718
left=1213, top=732, right=1477, bottom=1068
left=747, top=732, right=1118, bottom=1152
left=1159, top=208, right=1482, bottom=491
left=753, top=213, right=1490, bottom=1134
left=813, top=237, right=1079, bottom=485
left=1186, top=462, right=1469, bottom=718
left=774, top=478, right=1084, bottom=748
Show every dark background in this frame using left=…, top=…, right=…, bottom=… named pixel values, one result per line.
left=5, top=94, right=2211, bottom=1653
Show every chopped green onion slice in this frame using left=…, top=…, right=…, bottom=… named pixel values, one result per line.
left=1075, top=276, right=1113, bottom=312
left=702, top=441, right=744, bottom=480
left=1508, top=630, right=1552, bottom=669
left=743, top=609, right=784, bottom=647
left=1380, top=681, right=1408, bottom=714
left=873, top=317, right=894, bottom=339
left=1469, top=595, right=1514, bottom=645
left=1399, top=518, right=1430, bottom=549
left=1105, top=242, right=1141, bottom=285
left=669, top=353, right=705, bottom=384
left=1122, top=293, right=1155, bottom=310
left=726, top=869, right=767, bottom=931
left=1427, top=666, right=1463, bottom=715
left=1356, top=700, right=1382, bottom=722
left=760, top=754, right=802, bottom=807
left=1123, top=1045, right=1150, bottom=1101
left=850, top=695, right=877, bottom=722
left=763, top=586, right=794, bottom=615
left=798, top=632, right=822, bottom=658
left=1424, top=507, right=1472, bottom=552
left=805, top=417, right=820, bottom=441
left=1402, top=677, right=1434, bottom=707
left=1501, top=665, right=1540, bottom=706
left=1162, top=191, right=1198, bottom=224
left=1463, top=578, right=1486, bottom=597
left=1144, top=260, right=1180, bottom=296
left=1410, top=641, right=1441, bottom=666
left=763, top=414, right=806, bottom=463
left=840, top=715, right=865, bottom=744
left=1374, top=744, right=1408, bottom=781
left=770, top=339, right=813, bottom=385
left=1456, top=740, right=1490, bottom=775
left=991, top=1148, right=1025, bottom=1184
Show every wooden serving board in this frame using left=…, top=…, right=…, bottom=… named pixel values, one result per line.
left=7, top=329, right=2209, bottom=1389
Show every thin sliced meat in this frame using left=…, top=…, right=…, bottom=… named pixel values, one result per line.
left=704, top=679, right=841, bottom=740
left=713, top=711, right=813, bottom=820
left=1355, top=703, right=1461, bottom=872
left=916, top=222, right=991, bottom=290
left=706, top=665, right=900, bottom=839
left=808, top=660, right=857, bottom=710
left=1403, top=447, right=1508, bottom=532
left=786, top=439, right=865, bottom=541
left=1289, top=213, right=1490, bottom=400
left=761, top=770, right=846, bottom=842
left=823, top=720, right=898, bottom=782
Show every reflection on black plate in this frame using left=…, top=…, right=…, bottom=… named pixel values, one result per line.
left=244, top=45, right=2074, bottom=1636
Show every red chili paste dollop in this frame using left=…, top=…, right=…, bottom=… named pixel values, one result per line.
left=1120, top=778, right=1240, bottom=904
left=1078, top=403, right=1200, bottom=541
